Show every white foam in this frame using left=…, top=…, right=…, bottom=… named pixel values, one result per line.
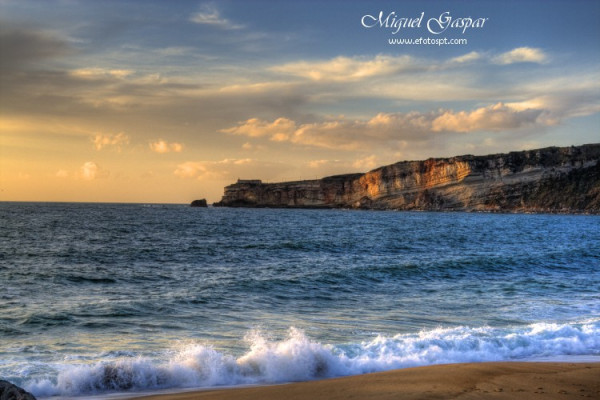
left=27, top=319, right=600, bottom=398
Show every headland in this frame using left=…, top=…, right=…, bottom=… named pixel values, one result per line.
left=214, top=144, right=600, bottom=213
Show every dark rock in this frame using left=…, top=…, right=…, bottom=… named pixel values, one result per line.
left=0, top=380, right=37, bottom=400
left=214, top=144, right=600, bottom=214
left=190, top=199, right=208, bottom=207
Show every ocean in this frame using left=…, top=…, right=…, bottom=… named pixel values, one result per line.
left=1, top=202, right=599, bottom=399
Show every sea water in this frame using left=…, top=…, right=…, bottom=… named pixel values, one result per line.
left=0, top=203, right=599, bottom=399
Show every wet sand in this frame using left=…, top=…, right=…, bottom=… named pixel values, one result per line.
left=126, top=362, right=600, bottom=400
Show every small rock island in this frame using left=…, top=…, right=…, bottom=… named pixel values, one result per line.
left=190, top=199, right=208, bottom=207
left=213, top=144, right=600, bottom=213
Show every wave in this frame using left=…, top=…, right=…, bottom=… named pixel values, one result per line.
left=26, top=319, right=600, bottom=398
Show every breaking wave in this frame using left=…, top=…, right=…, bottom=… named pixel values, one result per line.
left=26, top=319, right=600, bottom=398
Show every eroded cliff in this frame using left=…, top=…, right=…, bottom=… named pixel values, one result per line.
left=213, top=144, right=600, bottom=213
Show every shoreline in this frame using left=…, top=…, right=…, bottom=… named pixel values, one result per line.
left=209, top=204, right=600, bottom=215
left=119, top=362, right=600, bottom=400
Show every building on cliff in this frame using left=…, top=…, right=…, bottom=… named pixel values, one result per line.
left=213, top=144, right=600, bottom=214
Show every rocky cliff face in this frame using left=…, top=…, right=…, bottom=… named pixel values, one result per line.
left=214, top=144, right=600, bottom=213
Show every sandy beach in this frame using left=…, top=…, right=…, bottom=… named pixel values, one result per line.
left=126, top=362, right=600, bottom=400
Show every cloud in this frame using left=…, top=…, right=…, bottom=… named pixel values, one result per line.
left=149, top=139, right=184, bottom=153
left=307, top=159, right=332, bottom=169
left=305, top=159, right=357, bottom=178
left=190, top=4, right=243, bottom=29
left=71, top=68, right=134, bottom=79
left=79, top=162, right=110, bottom=180
left=352, top=155, right=378, bottom=170
left=223, top=115, right=419, bottom=150
left=4, top=32, right=595, bottom=139
left=174, top=159, right=253, bottom=180
left=304, top=157, right=381, bottom=176
left=174, top=159, right=290, bottom=181
left=221, top=117, right=296, bottom=141
left=93, top=132, right=130, bottom=150
left=223, top=102, right=550, bottom=150
left=450, top=48, right=547, bottom=66
left=241, top=142, right=265, bottom=151
left=0, top=25, right=71, bottom=71
left=269, top=48, right=548, bottom=83
left=431, top=103, right=545, bottom=132
left=2, top=24, right=597, bottom=170
left=450, top=51, right=482, bottom=64
left=80, top=161, right=99, bottom=180
left=55, top=169, right=69, bottom=178
left=271, top=54, right=415, bottom=82
left=493, top=47, right=548, bottom=65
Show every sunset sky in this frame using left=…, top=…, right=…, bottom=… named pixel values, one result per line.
left=1, top=0, right=599, bottom=203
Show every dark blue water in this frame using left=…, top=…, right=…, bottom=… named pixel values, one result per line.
left=1, top=203, right=599, bottom=398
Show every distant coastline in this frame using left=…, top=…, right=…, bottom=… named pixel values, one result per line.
left=214, top=144, right=600, bottom=214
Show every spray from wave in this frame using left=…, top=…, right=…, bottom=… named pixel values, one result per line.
left=26, top=319, right=600, bottom=398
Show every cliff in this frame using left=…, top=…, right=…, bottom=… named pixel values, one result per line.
left=213, top=144, right=600, bottom=213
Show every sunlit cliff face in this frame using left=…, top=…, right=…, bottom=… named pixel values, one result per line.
left=359, top=159, right=472, bottom=198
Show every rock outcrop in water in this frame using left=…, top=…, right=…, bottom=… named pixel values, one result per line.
left=213, top=144, right=600, bottom=213
left=190, top=199, right=208, bottom=207
left=0, top=381, right=36, bottom=400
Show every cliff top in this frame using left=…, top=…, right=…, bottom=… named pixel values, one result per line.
left=377, top=143, right=600, bottom=172
left=232, top=144, right=600, bottom=187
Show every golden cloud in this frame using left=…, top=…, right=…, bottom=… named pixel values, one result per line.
left=449, top=51, right=482, bottom=64
left=223, top=102, right=548, bottom=150
left=55, top=169, right=69, bottom=178
left=80, top=161, right=99, bottom=180
left=493, top=47, right=548, bottom=65
left=271, top=54, right=415, bottom=82
left=431, top=103, right=544, bottom=132
left=149, top=140, right=184, bottom=153
left=174, top=159, right=291, bottom=181
left=352, top=155, right=378, bottom=170
left=93, top=132, right=130, bottom=151
left=221, top=117, right=296, bottom=141
left=71, top=68, right=134, bottom=79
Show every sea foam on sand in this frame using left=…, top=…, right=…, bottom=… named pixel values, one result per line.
left=27, top=319, right=600, bottom=398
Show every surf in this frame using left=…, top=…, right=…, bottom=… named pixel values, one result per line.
left=23, top=320, right=600, bottom=398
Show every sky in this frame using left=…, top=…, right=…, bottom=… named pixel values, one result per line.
left=1, top=0, right=599, bottom=203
